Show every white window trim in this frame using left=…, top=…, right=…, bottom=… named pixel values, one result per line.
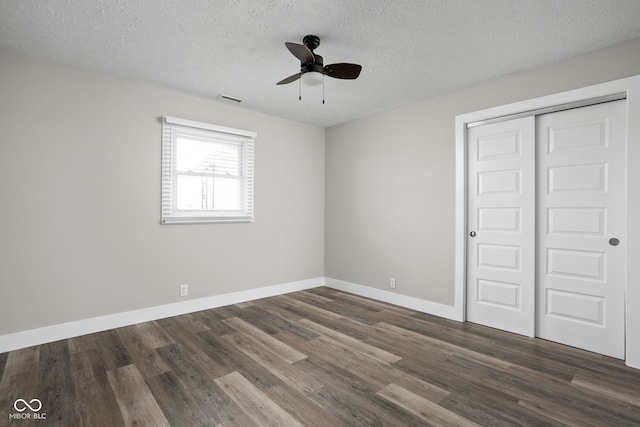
left=161, top=116, right=256, bottom=224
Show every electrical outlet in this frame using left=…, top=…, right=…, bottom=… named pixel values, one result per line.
left=180, top=284, right=188, bottom=297
left=390, top=278, right=396, bottom=289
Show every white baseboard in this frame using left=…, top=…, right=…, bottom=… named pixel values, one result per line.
left=324, top=277, right=460, bottom=321
left=0, top=276, right=461, bottom=354
left=0, top=277, right=324, bottom=354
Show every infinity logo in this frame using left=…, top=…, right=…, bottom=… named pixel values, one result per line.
left=13, top=398, right=42, bottom=412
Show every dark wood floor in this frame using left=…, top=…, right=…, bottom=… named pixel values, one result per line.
left=2, top=287, right=640, bottom=426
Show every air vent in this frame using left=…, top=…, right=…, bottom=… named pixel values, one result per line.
left=217, top=94, right=243, bottom=104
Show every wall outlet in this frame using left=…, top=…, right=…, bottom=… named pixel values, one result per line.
left=390, top=278, right=396, bottom=289
left=179, top=284, right=188, bottom=297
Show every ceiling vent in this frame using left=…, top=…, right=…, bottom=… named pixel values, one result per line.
left=217, top=94, right=243, bottom=103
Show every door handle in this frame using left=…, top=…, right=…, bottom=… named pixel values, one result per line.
left=609, top=238, right=620, bottom=246
left=469, top=231, right=476, bottom=237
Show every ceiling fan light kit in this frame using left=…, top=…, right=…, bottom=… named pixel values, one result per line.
left=301, top=71, right=324, bottom=86
left=277, top=35, right=362, bottom=102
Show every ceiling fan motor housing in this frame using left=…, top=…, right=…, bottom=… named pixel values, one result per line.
left=303, top=35, right=320, bottom=51
left=301, top=35, right=323, bottom=73
left=302, top=54, right=323, bottom=73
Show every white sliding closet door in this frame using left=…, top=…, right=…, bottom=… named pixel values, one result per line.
left=466, top=100, right=627, bottom=358
left=466, top=116, right=536, bottom=336
left=536, top=100, right=627, bottom=359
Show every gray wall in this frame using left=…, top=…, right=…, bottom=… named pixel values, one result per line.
left=3, top=36, right=640, bottom=337
left=325, top=37, right=640, bottom=305
left=0, top=48, right=325, bottom=335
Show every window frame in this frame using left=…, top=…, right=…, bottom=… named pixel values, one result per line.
left=161, top=116, right=256, bottom=224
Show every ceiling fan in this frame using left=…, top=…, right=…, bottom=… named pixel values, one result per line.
left=276, top=35, right=362, bottom=97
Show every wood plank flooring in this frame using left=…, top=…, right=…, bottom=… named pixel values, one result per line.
left=2, top=287, right=640, bottom=426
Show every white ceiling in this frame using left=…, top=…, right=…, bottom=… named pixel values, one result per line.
left=2, top=1, right=640, bottom=128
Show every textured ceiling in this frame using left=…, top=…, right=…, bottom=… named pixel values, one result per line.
left=1, top=0, right=640, bottom=128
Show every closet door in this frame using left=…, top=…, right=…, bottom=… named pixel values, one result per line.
left=536, top=100, right=627, bottom=359
left=466, top=116, right=536, bottom=336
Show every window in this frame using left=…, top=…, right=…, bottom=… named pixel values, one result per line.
left=161, top=116, right=256, bottom=223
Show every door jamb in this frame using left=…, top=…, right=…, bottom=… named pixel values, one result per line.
left=454, top=75, right=640, bottom=368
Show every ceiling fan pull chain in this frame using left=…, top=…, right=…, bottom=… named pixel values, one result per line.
left=299, top=79, right=302, bottom=101
left=323, top=77, right=325, bottom=104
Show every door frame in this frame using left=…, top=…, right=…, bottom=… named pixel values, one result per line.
left=454, top=75, right=640, bottom=369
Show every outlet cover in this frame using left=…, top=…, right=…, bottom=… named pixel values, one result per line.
left=180, top=284, right=188, bottom=297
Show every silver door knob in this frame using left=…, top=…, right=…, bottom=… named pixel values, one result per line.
left=609, top=238, right=620, bottom=246
left=470, top=231, right=476, bottom=237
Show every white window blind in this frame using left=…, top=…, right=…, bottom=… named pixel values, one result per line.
left=161, top=116, right=256, bottom=224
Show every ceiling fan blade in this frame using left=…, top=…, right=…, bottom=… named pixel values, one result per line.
left=285, top=42, right=314, bottom=64
left=324, top=63, right=362, bottom=79
left=276, top=72, right=302, bottom=85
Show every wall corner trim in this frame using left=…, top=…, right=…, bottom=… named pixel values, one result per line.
left=324, top=277, right=460, bottom=321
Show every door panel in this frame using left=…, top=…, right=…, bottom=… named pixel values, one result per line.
left=479, top=169, right=521, bottom=194
left=466, top=117, right=536, bottom=336
left=545, top=289, right=604, bottom=325
left=536, top=100, right=626, bottom=359
left=478, top=208, right=520, bottom=232
left=547, top=208, right=605, bottom=236
left=548, top=163, right=607, bottom=192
